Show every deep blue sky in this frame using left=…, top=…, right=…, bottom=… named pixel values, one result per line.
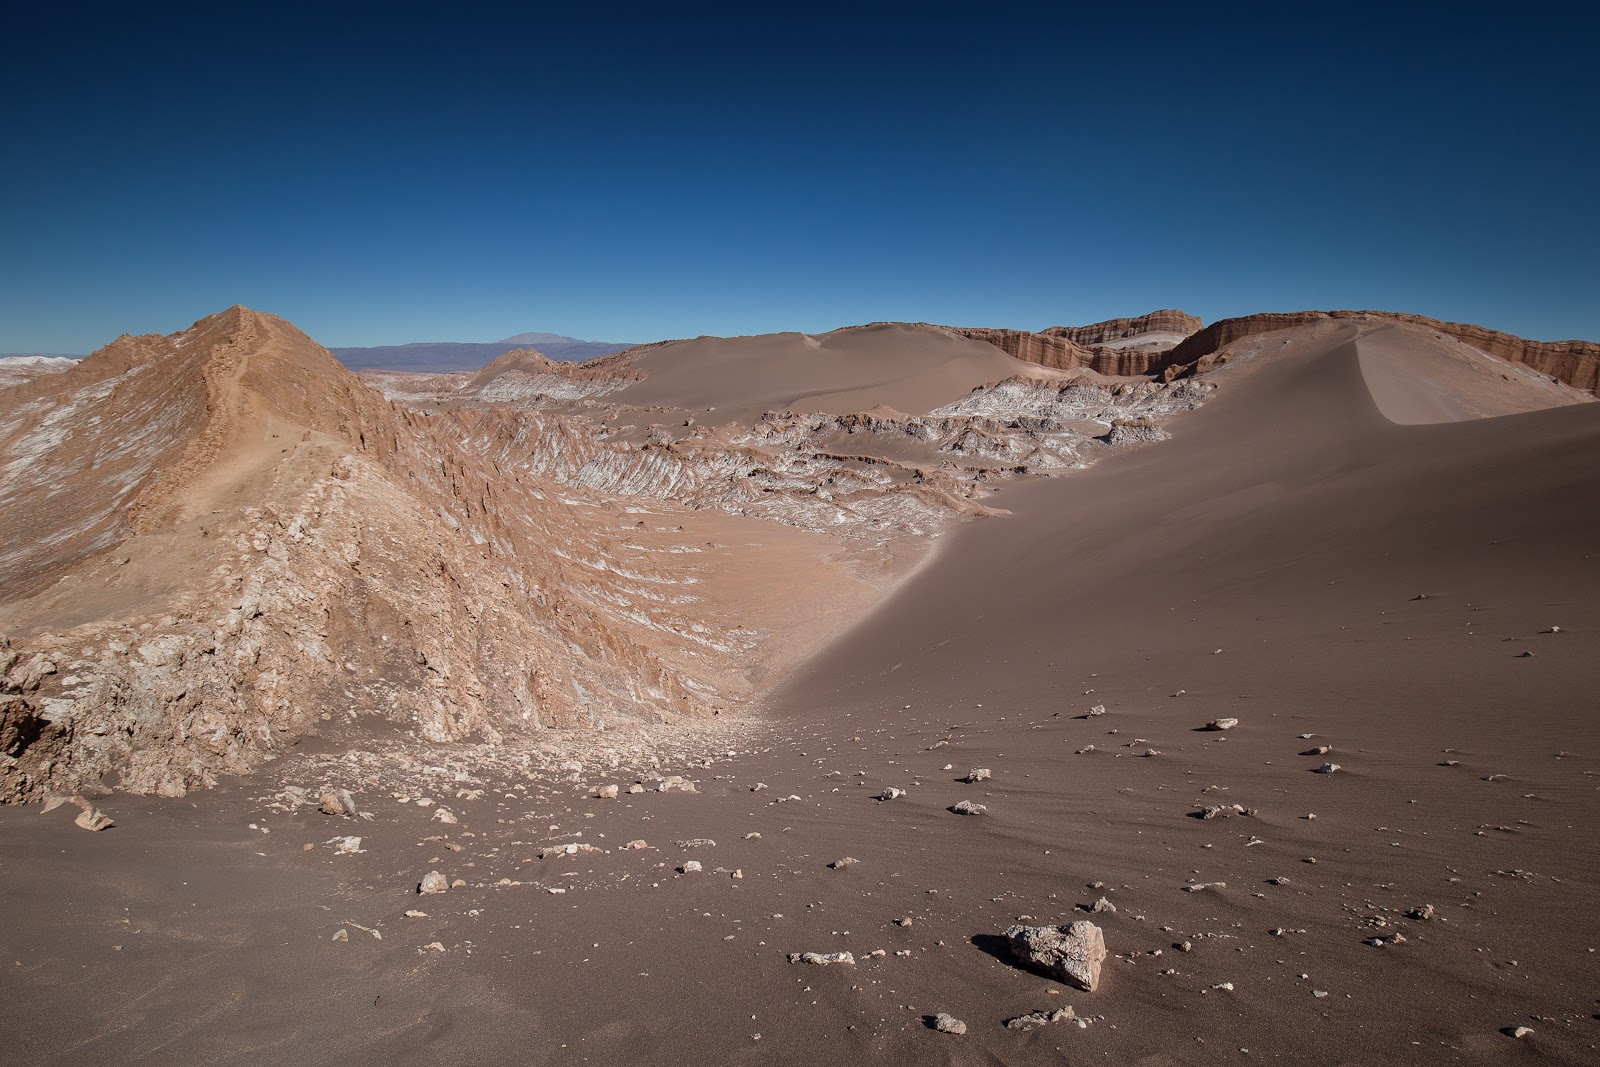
left=3, top=2, right=1595, bottom=352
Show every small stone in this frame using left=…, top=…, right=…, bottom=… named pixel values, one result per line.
left=895, top=917, right=913, bottom=927
left=679, top=860, right=702, bottom=874
left=1314, top=763, right=1341, bottom=774
left=877, top=787, right=904, bottom=801
left=829, top=857, right=858, bottom=870
left=949, top=800, right=986, bottom=816
left=1090, top=896, right=1116, bottom=913
left=1183, top=882, right=1226, bottom=893
left=75, top=807, right=114, bottom=832
left=332, top=929, right=348, bottom=942
left=432, top=808, right=458, bottom=824
left=1205, top=718, right=1239, bottom=731
left=319, top=789, right=359, bottom=817
left=964, top=768, right=991, bottom=783
left=593, top=784, right=619, bottom=799
left=622, top=839, right=648, bottom=850
left=929, top=1013, right=967, bottom=1035
left=626, top=784, right=645, bottom=794
left=1087, top=705, right=1106, bottom=717
left=1508, top=1026, right=1534, bottom=1039
left=404, top=910, right=428, bottom=918
left=1407, top=904, right=1436, bottom=920
left=419, top=870, right=449, bottom=895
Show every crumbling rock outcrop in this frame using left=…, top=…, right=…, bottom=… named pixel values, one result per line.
left=0, top=309, right=762, bottom=801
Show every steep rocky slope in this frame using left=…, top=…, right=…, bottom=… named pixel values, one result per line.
left=0, top=310, right=878, bottom=801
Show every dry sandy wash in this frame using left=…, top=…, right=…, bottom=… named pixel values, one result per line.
left=1, top=306, right=1598, bottom=1066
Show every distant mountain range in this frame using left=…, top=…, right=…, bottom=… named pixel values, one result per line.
left=329, top=332, right=636, bottom=372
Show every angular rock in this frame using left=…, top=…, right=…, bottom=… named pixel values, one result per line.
left=1205, top=718, right=1239, bottom=731
left=949, top=800, right=986, bottom=815
left=75, top=807, right=114, bottom=832
left=1314, top=762, right=1341, bottom=774
left=319, top=789, right=359, bottom=817
left=419, top=870, right=449, bottom=894
left=964, top=767, right=991, bottom=783
left=877, top=787, right=904, bottom=801
left=929, top=1013, right=966, bottom=1035
left=1003, top=921, right=1107, bottom=992
left=593, top=784, right=619, bottom=799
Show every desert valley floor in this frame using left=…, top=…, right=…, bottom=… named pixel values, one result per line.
left=1, top=309, right=1598, bottom=1065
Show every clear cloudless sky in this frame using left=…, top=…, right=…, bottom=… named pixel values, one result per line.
left=2, top=1, right=1596, bottom=352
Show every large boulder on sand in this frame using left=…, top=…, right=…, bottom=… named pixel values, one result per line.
left=1003, top=921, right=1107, bottom=992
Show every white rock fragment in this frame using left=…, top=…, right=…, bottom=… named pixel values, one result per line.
left=419, top=870, right=449, bottom=895
left=787, top=951, right=855, bottom=965
left=678, top=860, right=702, bottom=874
left=1087, top=705, right=1106, bottom=717
left=1004, top=1006, right=1077, bottom=1030
left=1003, top=921, right=1107, bottom=992
left=950, top=800, right=987, bottom=815
left=829, top=857, right=858, bottom=870
left=1205, top=718, right=1239, bottom=731
left=1183, top=882, right=1226, bottom=893
left=1314, top=762, right=1341, bottom=774
left=964, top=768, right=991, bottom=783
left=877, top=787, right=905, bottom=801
left=592, top=784, right=619, bottom=799
left=930, top=1013, right=966, bottom=1035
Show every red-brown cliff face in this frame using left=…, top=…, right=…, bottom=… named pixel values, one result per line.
left=1042, top=310, right=1202, bottom=347
left=1163, top=311, right=1600, bottom=395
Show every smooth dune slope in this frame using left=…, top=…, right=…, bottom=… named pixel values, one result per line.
left=762, top=321, right=1600, bottom=1062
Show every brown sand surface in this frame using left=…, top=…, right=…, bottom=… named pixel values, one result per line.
left=610, top=323, right=1036, bottom=424
left=3, top=325, right=1599, bottom=1065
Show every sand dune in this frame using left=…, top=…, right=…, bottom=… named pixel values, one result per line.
left=608, top=322, right=1038, bottom=422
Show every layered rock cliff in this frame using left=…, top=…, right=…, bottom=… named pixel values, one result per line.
left=951, top=311, right=1203, bottom=377
left=1042, top=310, right=1202, bottom=348
left=1164, top=311, right=1600, bottom=395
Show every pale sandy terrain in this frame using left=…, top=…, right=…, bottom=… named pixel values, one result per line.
left=609, top=323, right=1041, bottom=423
left=2, top=314, right=1597, bottom=1065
